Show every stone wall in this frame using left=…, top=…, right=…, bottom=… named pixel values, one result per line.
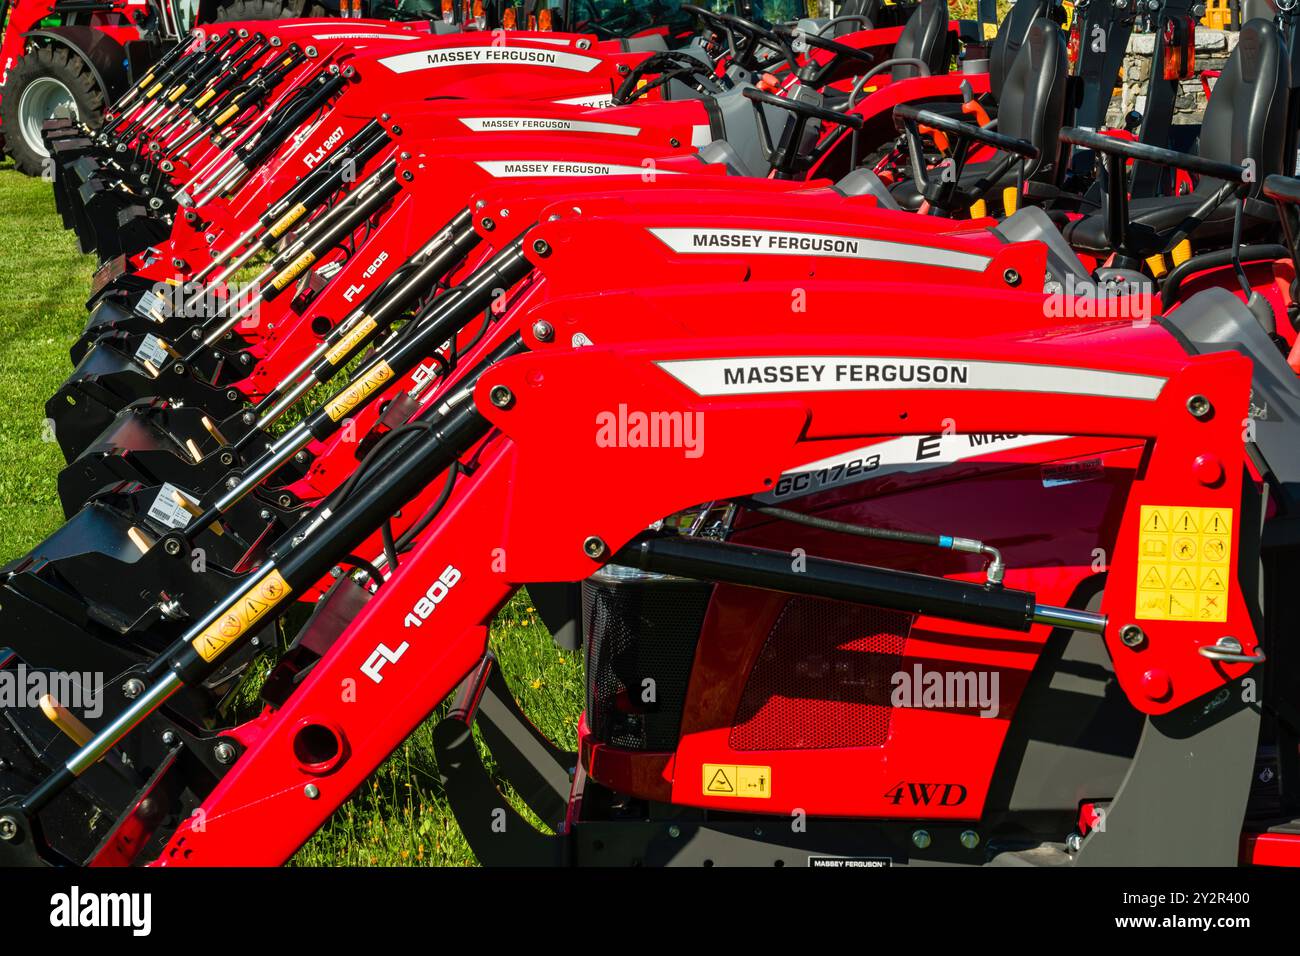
left=1107, top=27, right=1239, bottom=127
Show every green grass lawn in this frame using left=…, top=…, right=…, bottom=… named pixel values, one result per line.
left=0, top=162, right=97, bottom=559
left=0, top=160, right=585, bottom=865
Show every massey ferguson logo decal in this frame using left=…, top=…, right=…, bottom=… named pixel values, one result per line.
left=313, top=32, right=420, bottom=39
left=459, top=116, right=640, bottom=136
left=649, top=227, right=992, bottom=271
left=555, top=93, right=617, bottom=108
left=656, top=356, right=1167, bottom=400
left=476, top=160, right=681, bottom=178
left=721, top=360, right=971, bottom=386
left=302, top=125, right=345, bottom=169
left=378, top=46, right=601, bottom=75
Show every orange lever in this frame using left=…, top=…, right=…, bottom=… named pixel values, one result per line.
left=961, top=98, right=991, bottom=127
left=918, top=124, right=949, bottom=153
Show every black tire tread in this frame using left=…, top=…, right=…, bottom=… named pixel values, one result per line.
left=212, top=0, right=300, bottom=21
left=0, top=44, right=105, bottom=176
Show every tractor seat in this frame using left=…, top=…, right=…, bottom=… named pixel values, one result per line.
left=1062, top=17, right=1289, bottom=256
left=889, top=16, right=1067, bottom=211
left=842, top=0, right=951, bottom=95
left=867, top=0, right=1055, bottom=128
left=1060, top=189, right=1251, bottom=254
left=888, top=0, right=951, bottom=81
left=826, top=0, right=884, bottom=36
left=987, top=0, right=1062, bottom=103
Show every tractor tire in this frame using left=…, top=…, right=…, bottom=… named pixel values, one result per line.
left=0, top=44, right=104, bottom=177
left=212, top=0, right=301, bottom=21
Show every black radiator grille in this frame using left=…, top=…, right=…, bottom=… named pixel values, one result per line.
left=583, top=574, right=712, bottom=751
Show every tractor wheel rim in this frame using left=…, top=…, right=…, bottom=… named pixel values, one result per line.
left=18, top=76, right=78, bottom=160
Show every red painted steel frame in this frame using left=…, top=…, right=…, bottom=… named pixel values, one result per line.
left=134, top=234, right=1255, bottom=863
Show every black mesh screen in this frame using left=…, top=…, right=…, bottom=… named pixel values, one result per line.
left=583, top=575, right=712, bottom=751
left=730, top=598, right=911, bottom=751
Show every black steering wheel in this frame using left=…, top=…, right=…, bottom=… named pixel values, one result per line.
left=773, top=23, right=876, bottom=86
left=1059, top=126, right=1248, bottom=259
left=611, top=50, right=726, bottom=104
left=744, top=86, right=864, bottom=178
left=893, top=103, right=1038, bottom=214
left=574, top=0, right=645, bottom=39
left=680, top=4, right=799, bottom=74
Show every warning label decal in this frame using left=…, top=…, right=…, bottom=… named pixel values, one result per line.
left=324, top=360, right=395, bottom=422
left=191, top=570, right=292, bottom=663
left=703, top=763, right=771, bottom=799
left=1135, top=505, right=1233, bottom=622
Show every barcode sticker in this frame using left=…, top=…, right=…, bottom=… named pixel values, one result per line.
left=134, top=290, right=167, bottom=321
left=147, top=482, right=195, bottom=530
left=134, top=334, right=170, bottom=369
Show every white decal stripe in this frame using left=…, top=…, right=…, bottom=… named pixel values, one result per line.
left=555, top=94, right=615, bottom=107
left=649, top=227, right=992, bottom=272
left=475, top=160, right=680, bottom=178
left=459, top=116, right=640, bottom=136
left=755, top=433, right=1068, bottom=503
left=313, top=33, right=420, bottom=39
left=656, top=356, right=1166, bottom=400
left=378, top=46, right=600, bottom=74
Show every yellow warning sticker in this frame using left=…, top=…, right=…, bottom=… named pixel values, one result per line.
left=1135, top=505, right=1232, bottom=622
left=191, top=570, right=292, bottom=663
left=703, top=764, right=772, bottom=799
left=267, top=202, right=308, bottom=240
left=271, top=250, right=317, bottom=291
left=324, top=315, right=378, bottom=366
left=324, top=360, right=394, bottom=422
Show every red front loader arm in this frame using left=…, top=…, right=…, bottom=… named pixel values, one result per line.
left=144, top=247, right=1256, bottom=865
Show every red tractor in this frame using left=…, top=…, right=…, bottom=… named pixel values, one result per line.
left=0, top=0, right=457, bottom=176
left=0, top=0, right=710, bottom=175
left=0, top=0, right=284, bottom=175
